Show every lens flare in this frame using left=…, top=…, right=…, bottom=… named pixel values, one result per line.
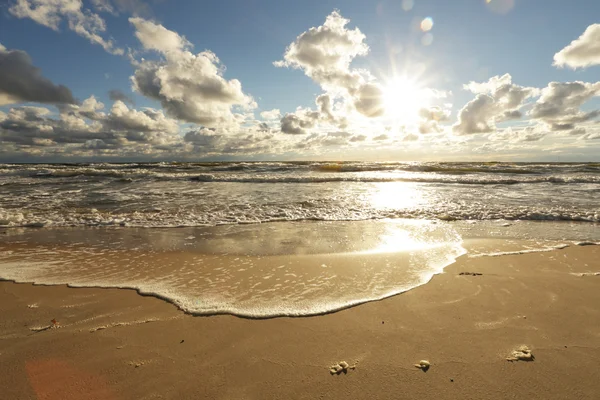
left=421, top=33, right=434, bottom=46
left=420, top=17, right=434, bottom=32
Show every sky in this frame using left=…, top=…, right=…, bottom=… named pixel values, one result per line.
left=1, top=0, right=600, bottom=162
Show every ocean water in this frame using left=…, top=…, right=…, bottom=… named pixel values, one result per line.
left=0, top=161, right=599, bottom=227
left=0, top=162, right=598, bottom=318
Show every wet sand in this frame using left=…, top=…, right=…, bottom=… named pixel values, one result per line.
left=1, top=244, right=599, bottom=399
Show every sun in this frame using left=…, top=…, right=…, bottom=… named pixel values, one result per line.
left=382, top=77, right=431, bottom=123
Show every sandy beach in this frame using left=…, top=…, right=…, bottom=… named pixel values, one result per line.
left=1, top=243, right=599, bottom=399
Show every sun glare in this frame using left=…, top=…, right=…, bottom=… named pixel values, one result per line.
left=382, top=77, right=430, bottom=123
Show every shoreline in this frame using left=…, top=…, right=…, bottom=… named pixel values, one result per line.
left=1, top=244, right=599, bottom=399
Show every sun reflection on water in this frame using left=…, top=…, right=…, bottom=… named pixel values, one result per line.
left=368, top=181, right=425, bottom=210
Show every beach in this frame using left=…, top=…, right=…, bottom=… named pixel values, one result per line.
left=1, top=162, right=599, bottom=399
left=1, top=241, right=599, bottom=399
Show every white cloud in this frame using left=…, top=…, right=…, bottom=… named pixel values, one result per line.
left=260, top=109, right=281, bottom=120
left=9, top=0, right=124, bottom=55
left=129, top=18, right=256, bottom=126
left=275, top=10, right=388, bottom=124
left=453, top=74, right=538, bottom=135
left=274, top=10, right=369, bottom=93
left=105, top=100, right=179, bottom=138
left=130, top=16, right=191, bottom=54
left=554, top=24, right=600, bottom=69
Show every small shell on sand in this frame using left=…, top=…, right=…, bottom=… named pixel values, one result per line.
left=414, top=360, right=431, bottom=370
left=329, top=361, right=356, bottom=375
left=507, top=345, right=534, bottom=362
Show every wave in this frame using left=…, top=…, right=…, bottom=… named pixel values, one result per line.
left=1, top=206, right=598, bottom=229
left=2, top=161, right=600, bottom=178
left=190, top=174, right=600, bottom=185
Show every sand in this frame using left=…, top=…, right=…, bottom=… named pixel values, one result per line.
left=1, top=244, right=600, bottom=399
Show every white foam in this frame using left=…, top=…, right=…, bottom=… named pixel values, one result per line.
left=469, top=244, right=570, bottom=258
left=0, top=221, right=466, bottom=318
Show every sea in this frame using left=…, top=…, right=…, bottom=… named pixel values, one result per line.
left=0, top=161, right=599, bottom=317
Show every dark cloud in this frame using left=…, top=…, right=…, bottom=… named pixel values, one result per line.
left=280, top=110, right=319, bottom=135
left=184, top=128, right=276, bottom=155
left=0, top=99, right=179, bottom=150
left=108, top=89, right=134, bottom=105
left=0, top=45, right=75, bottom=106
left=529, top=81, right=600, bottom=131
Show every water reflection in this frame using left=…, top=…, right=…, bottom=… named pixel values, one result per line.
left=1, top=219, right=452, bottom=256
left=368, top=181, right=426, bottom=211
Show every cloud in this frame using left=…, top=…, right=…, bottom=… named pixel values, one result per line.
left=0, top=44, right=75, bottom=106
left=0, top=97, right=180, bottom=152
left=0, top=96, right=289, bottom=159
left=260, top=109, right=281, bottom=120
left=129, top=18, right=256, bottom=126
left=91, top=0, right=116, bottom=14
left=403, top=133, right=419, bottom=141
left=104, top=100, right=179, bottom=140
left=529, top=81, right=600, bottom=130
left=491, top=126, right=547, bottom=143
left=91, top=0, right=151, bottom=16
left=279, top=93, right=348, bottom=135
left=353, top=83, right=385, bottom=118
left=274, top=10, right=368, bottom=93
left=418, top=106, right=451, bottom=134
left=183, top=127, right=277, bottom=155
left=130, top=16, right=191, bottom=53
left=293, top=131, right=359, bottom=149
left=373, top=134, right=389, bottom=141
left=453, top=74, right=538, bottom=135
left=9, top=0, right=124, bottom=55
left=280, top=109, right=319, bottom=135
left=554, top=24, right=600, bottom=69
left=349, top=134, right=366, bottom=142
left=108, top=89, right=134, bottom=105
left=275, top=10, right=386, bottom=120
left=453, top=94, right=497, bottom=134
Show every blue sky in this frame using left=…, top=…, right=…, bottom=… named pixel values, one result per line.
left=1, top=0, right=600, bottom=161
